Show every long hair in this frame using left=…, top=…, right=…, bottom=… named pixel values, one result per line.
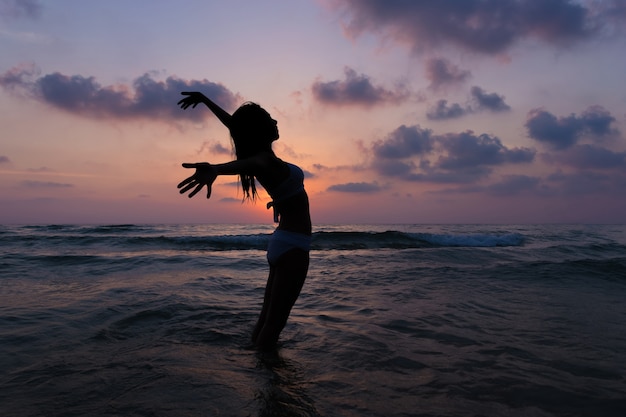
left=229, top=102, right=276, bottom=200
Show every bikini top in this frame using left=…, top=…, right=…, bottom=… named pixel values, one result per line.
left=265, top=163, right=305, bottom=222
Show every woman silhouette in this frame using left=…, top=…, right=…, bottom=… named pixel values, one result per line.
left=177, top=92, right=312, bottom=351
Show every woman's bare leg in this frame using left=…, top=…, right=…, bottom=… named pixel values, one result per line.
left=254, top=248, right=309, bottom=350
left=252, top=265, right=276, bottom=344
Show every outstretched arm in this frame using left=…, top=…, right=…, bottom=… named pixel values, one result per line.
left=177, top=91, right=233, bottom=129
left=178, top=154, right=271, bottom=199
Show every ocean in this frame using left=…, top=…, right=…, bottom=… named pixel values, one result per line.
left=1, top=224, right=625, bottom=417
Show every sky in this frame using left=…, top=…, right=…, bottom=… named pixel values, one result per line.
left=1, top=0, right=626, bottom=224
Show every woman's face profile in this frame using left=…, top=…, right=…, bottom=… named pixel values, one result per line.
left=254, top=109, right=279, bottom=142
left=267, top=116, right=279, bottom=141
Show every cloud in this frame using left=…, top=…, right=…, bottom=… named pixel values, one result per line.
left=579, top=105, right=620, bottom=136
left=605, top=0, right=626, bottom=23
left=372, top=125, right=434, bottom=158
left=219, top=197, right=241, bottom=203
left=0, top=0, right=41, bottom=19
left=26, top=166, right=54, bottom=172
left=372, top=159, right=416, bottom=178
left=311, top=163, right=364, bottom=174
left=311, top=67, right=409, bottom=106
left=20, top=180, right=73, bottom=188
left=406, top=165, right=493, bottom=184
left=545, top=170, right=623, bottom=196
left=553, top=144, right=626, bottom=170
left=330, top=0, right=622, bottom=55
left=327, top=181, right=383, bottom=193
left=485, top=175, right=542, bottom=196
left=368, top=126, right=535, bottom=184
left=0, top=62, right=39, bottom=89
left=426, top=86, right=510, bottom=120
left=426, top=100, right=469, bottom=120
left=437, top=132, right=535, bottom=170
left=439, top=166, right=626, bottom=198
left=0, top=64, right=239, bottom=122
left=197, top=141, right=231, bottom=156
left=470, top=86, right=511, bottom=112
left=432, top=174, right=545, bottom=196
left=525, top=105, right=619, bottom=149
left=0, top=155, right=10, bottom=163
left=425, top=58, right=471, bottom=89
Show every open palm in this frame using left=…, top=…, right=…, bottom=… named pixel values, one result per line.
left=177, top=163, right=218, bottom=198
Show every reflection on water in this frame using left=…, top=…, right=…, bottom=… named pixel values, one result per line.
left=255, top=350, right=320, bottom=417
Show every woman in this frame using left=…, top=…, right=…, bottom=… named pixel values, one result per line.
left=176, top=91, right=312, bottom=351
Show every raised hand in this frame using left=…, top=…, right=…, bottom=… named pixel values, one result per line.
left=177, top=162, right=218, bottom=198
left=177, top=92, right=208, bottom=110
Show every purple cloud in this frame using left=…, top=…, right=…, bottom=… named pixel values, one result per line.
left=372, top=125, right=434, bottom=158
left=369, top=125, right=535, bottom=184
left=327, top=181, right=383, bottom=193
left=197, top=141, right=231, bottom=156
left=485, top=175, right=542, bottom=196
left=546, top=170, right=619, bottom=196
left=0, top=155, right=10, bottom=164
left=219, top=197, right=241, bottom=203
left=331, top=0, right=619, bottom=54
left=0, top=0, right=41, bottom=19
left=427, top=86, right=510, bottom=120
left=312, top=67, right=409, bottom=106
left=425, top=58, right=471, bottom=89
left=470, top=86, right=511, bottom=112
left=408, top=166, right=493, bottom=184
left=605, top=0, right=626, bottom=23
left=20, top=180, right=73, bottom=188
left=209, top=143, right=231, bottom=155
left=526, top=106, right=619, bottom=149
left=433, top=174, right=547, bottom=196
left=437, top=132, right=535, bottom=170
left=372, top=159, right=416, bottom=177
left=0, top=65, right=239, bottom=122
left=0, top=62, right=39, bottom=90
left=426, top=100, right=469, bottom=120
left=554, top=144, right=626, bottom=170
left=27, top=166, right=54, bottom=172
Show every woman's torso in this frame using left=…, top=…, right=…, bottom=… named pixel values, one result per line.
left=256, top=155, right=312, bottom=235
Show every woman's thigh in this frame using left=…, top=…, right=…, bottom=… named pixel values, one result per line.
left=268, top=249, right=309, bottom=317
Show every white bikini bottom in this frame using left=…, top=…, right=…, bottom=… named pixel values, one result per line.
left=266, top=229, right=311, bottom=265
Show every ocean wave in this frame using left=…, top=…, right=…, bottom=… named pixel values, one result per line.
left=0, top=228, right=525, bottom=252
left=314, top=230, right=525, bottom=249
left=17, top=224, right=154, bottom=234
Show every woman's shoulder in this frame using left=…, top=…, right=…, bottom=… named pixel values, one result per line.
left=255, top=151, right=286, bottom=169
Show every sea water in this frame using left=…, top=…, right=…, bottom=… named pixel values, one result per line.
left=1, top=224, right=625, bottom=417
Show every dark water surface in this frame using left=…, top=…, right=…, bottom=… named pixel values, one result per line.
left=1, top=224, right=626, bottom=416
